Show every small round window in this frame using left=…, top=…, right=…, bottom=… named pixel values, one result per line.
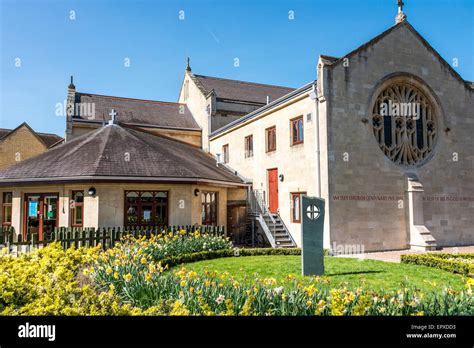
left=371, top=81, right=437, bottom=166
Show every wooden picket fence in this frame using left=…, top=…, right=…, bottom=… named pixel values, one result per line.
left=0, top=225, right=225, bottom=254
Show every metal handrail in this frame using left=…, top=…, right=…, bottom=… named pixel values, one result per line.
left=275, top=211, right=297, bottom=247
left=248, top=189, right=296, bottom=247
left=255, top=215, right=276, bottom=248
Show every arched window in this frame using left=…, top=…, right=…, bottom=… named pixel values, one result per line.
left=371, top=80, right=437, bottom=166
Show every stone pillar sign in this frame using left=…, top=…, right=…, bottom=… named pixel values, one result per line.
left=301, top=196, right=325, bottom=276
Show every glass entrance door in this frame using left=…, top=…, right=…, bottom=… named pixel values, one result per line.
left=42, top=195, right=58, bottom=236
left=25, top=195, right=41, bottom=238
left=24, top=193, right=59, bottom=240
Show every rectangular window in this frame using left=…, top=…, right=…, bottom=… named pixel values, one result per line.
left=244, top=135, right=253, bottom=158
left=202, top=191, right=218, bottom=226
left=70, top=191, right=84, bottom=227
left=222, top=144, right=229, bottom=163
left=125, top=191, right=168, bottom=228
left=291, top=192, right=306, bottom=223
left=2, top=192, right=12, bottom=226
left=266, top=126, right=276, bottom=152
left=291, top=116, right=304, bottom=145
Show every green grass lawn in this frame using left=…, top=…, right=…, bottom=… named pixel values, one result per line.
left=181, top=255, right=466, bottom=292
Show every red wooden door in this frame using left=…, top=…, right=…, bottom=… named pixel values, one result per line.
left=268, top=168, right=279, bottom=213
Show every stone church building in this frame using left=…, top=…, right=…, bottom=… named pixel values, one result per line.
left=204, top=7, right=474, bottom=251
left=0, top=3, right=472, bottom=251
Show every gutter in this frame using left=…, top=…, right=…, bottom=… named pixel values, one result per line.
left=0, top=176, right=250, bottom=188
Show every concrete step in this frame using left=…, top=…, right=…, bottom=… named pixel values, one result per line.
left=275, top=241, right=295, bottom=247
left=275, top=236, right=292, bottom=242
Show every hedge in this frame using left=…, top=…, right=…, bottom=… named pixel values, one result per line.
left=160, top=247, right=302, bottom=269
left=400, top=253, right=474, bottom=277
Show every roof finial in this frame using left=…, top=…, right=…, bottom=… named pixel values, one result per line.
left=108, top=109, right=117, bottom=125
left=395, top=0, right=407, bottom=24
left=68, top=75, right=75, bottom=89
left=186, top=57, right=191, bottom=72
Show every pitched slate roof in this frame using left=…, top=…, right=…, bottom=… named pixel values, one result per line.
left=36, top=132, right=64, bottom=147
left=0, top=124, right=63, bottom=148
left=0, top=124, right=245, bottom=186
left=73, top=93, right=200, bottom=130
left=191, top=74, right=295, bottom=104
left=210, top=81, right=315, bottom=138
left=0, top=129, right=11, bottom=139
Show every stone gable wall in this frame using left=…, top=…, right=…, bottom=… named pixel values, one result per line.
left=325, top=24, right=474, bottom=251
left=0, top=125, right=48, bottom=170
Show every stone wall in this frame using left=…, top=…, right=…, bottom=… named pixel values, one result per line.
left=0, top=125, right=48, bottom=170
left=210, top=94, right=316, bottom=246
left=178, top=72, right=210, bottom=150
left=323, top=23, right=474, bottom=251
left=0, top=182, right=243, bottom=236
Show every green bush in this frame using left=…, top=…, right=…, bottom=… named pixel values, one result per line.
left=140, top=232, right=233, bottom=262
left=401, top=253, right=474, bottom=277
left=0, top=243, right=153, bottom=315
left=159, top=247, right=302, bottom=269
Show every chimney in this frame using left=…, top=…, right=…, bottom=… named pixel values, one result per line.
left=65, top=76, right=76, bottom=138
left=266, top=95, right=270, bottom=104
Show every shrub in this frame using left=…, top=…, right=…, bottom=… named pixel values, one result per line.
left=401, top=253, right=474, bottom=277
left=0, top=242, right=155, bottom=315
left=159, top=247, right=302, bottom=269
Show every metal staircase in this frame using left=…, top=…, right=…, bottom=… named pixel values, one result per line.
left=247, top=190, right=297, bottom=248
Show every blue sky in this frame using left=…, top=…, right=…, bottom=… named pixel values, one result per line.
left=1, top=0, right=473, bottom=136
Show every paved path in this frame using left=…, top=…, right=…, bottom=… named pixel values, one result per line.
left=335, top=245, right=474, bottom=263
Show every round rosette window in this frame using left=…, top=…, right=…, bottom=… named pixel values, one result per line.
left=371, top=81, right=437, bottom=166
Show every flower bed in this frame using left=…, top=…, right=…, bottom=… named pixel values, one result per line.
left=92, top=265, right=474, bottom=316
left=2, top=235, right=473, bottom=316
left=400, top=253, right=474, bottom=277
left=90, top=236, right=474, bottom=315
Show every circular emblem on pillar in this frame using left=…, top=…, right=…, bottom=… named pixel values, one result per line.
left=371, top=79, right=438, bottom=166
left=306, top=205, right=320, bottom=220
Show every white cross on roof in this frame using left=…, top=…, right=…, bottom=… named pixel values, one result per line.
left=108, top=109, right=117, bottom=125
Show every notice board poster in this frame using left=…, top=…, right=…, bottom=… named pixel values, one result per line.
left=28, top=202, right=38, bottom=217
